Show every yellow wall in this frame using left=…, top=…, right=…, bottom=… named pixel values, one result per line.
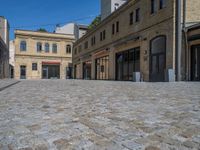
left=14, top=30, right=75, bottom=79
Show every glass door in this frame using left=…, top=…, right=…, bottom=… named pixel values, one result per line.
left=20, top=66, right=26, bottom=79
left=150, top=36, right=166, bottom=82
left=191, top=45, right=200, bottom=81
left=42, top=66, right=48, bottom=79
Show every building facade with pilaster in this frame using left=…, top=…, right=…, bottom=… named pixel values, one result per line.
left=73, top=0, right=200, bottom=82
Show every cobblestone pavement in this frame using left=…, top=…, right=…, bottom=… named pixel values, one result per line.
left=0, top=80, right=20, bottom=91
left=0, top=80, right=200, bottom=150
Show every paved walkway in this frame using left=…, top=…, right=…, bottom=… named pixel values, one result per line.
left=0, top=80, right=20, bottom=91
left=0, top=80, right=200, bottom=150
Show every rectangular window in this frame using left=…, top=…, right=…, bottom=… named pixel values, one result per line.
left=32, top=63, right=37, bottom=71
left=103, top=30, right=106, bottom=40
left=112, top=24, right=115, bottom=35
left=52, top=44, right=57, bottom=53
left=74, top=48, right=77, bottom=54
left=91, top=36, right=96, bottom=46
left=45, top=43, right=49, bottom=53
left=151, top=0, right=157, bottom=14
left=37, top=43, right=42, bottom=52
left=93, top=36, right=96, bottom=45
left=116, top=21, right=119, bottom=33
left=84, top=41, right=88, bottom=49
left=135, top=8, right=140, bottom=22
left=91, top=38, right=93, bottom=46
left=78, top=45, right=82, bottom=53
left=100, top=30, right=106, bottom=41
left=100, top=32, right=103, bottom=41
left=130, top=12, right=134, bottom=25
left=20, top=41, right=27, bottom=51
left=159, top=0, right=166, bottom=9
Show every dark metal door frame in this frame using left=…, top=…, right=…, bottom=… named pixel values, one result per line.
left=20, top=65, right=26, bottom=79
left=149, top=35, right=166, bottom=82
left=191, top=44, right=200, bottom=81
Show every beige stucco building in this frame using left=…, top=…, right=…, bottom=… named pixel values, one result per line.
left=73, top=0, right=200, bottom=82
left=14, top=30, right=75, bottom=79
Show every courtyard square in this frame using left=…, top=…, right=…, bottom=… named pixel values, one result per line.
left=0, top=80, right=200, bottom=150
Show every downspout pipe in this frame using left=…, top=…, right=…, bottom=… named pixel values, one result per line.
left=175, top=0, right=182, bottom=81
left=183, top=0, right=186, bottom=28
left=182, top=0, right=189, bottom=80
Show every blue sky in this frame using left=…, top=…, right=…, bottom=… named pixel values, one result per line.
left=0, top=0, right=100, bottom=39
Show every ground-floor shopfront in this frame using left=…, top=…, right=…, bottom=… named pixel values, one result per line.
left=186, top=24, right=200, bottom=81
left=42, top=64, right=60, bottom=79
left=72, top=18, right=200, bottom=82
left=73, top=34, right=175, bottom=82
left=15, top=57, right=72, bottom=79
left=116, top=47, right=140, bottom=81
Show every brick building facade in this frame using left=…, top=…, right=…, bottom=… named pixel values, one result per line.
left=73, top=0, right=200, bottom=82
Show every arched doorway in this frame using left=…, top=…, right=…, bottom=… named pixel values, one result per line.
left=150, top=36, right=166, bottom=82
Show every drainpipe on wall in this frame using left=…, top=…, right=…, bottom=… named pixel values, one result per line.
left=182, top=0, right=189, bottom=80
left=175, top=0, right=182, bottom=81
left=183, top=0, right=186, bottom=28
left=183, top=28, right=189, bottom=80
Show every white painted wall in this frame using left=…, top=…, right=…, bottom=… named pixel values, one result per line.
left=101, top=0, right=127, bottom=20
left=0, top=17, right=9, bottom=47
left=9, top=40, right=15, bottom=66
left=55, top=23, right=75, bottom=35
left=55, top=23, right=88, bottom=40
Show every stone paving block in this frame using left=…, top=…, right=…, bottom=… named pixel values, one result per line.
left=0, top=80, right=200, bottom=149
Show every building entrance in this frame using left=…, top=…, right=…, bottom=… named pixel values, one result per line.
left=20, top=65, right=26, bottom=79
left=42, top=65, right=60, bottom=79
left=150, top=36, right=166, bottom=82
left=191, top=45, right=200, bottom=81
left=116, top=47, right=140, bottom=81
left=83, top=61, right=92, bottom=80
left=95, top=56, right=109, bottom=80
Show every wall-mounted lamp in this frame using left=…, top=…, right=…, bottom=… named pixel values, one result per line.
left=106, top=48, right=110, bottom=51
left=143, top=38, right=147, bottom=41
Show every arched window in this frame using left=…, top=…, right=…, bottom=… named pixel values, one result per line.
left=66, top=45, right=71, bottom=54
left=20, top=41, right=27, bottom=51
left=151, top=36, right=166, bottom=54
left=150, top=35, right=166, bottom=82
left=45, top=43, right=49, bottom=53
left=37, top=42, right=42, bottom=52
left=52, top=44, right=57, bottom=53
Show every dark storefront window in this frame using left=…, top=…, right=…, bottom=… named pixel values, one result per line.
left=42, top=65, right=60, bottom=79
left=116, top=47, right=140, bottom=81
left=66, top=66, right=72, bottom=79
left=95, top=56, right=109, bottom=80
left=83, top=61, right=92, bottom=80
left=191, top=45, right=200, bottom=81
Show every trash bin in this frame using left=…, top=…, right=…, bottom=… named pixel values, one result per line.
left=165, top=69, right=175, bottom=82
left=133, top=72, right=141, bottom=82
